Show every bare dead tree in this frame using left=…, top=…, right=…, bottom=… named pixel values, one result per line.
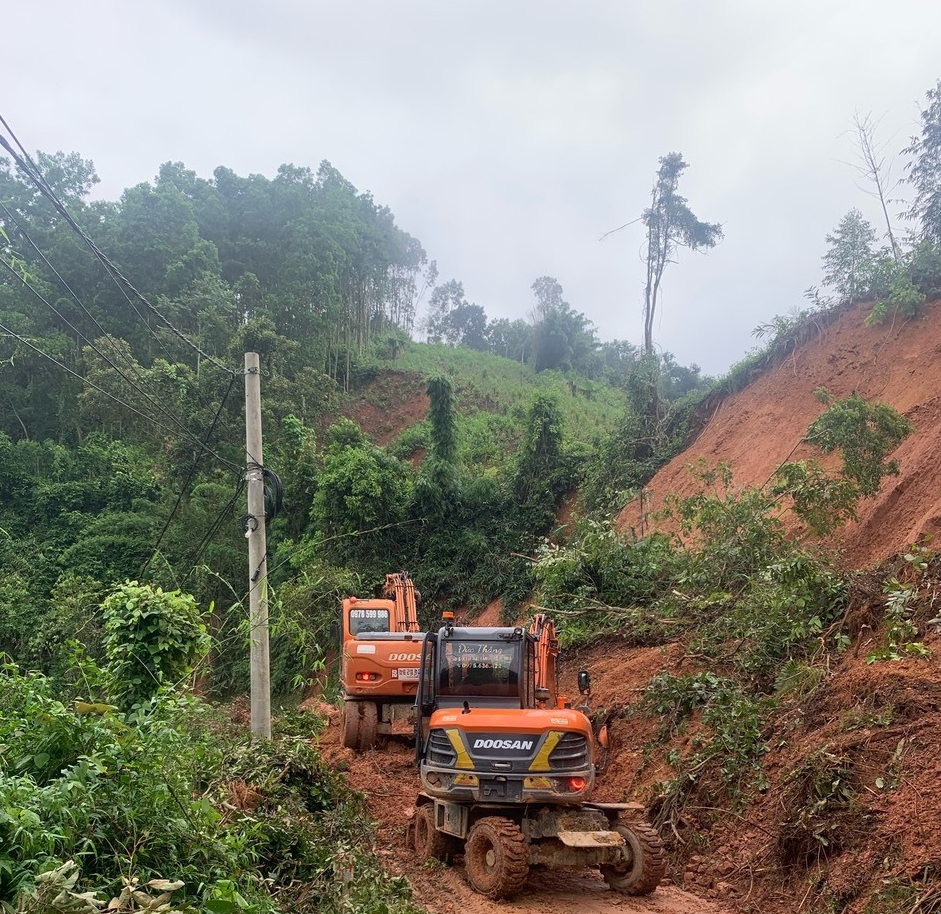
left=849, top=111, right=902, bottom=263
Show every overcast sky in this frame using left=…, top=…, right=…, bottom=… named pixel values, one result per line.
left=5, top=1, right=941, bottom=374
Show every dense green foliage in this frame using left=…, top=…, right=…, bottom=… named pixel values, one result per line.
left=0, top=662, right=418, bottom=913
left=0, top=145, right=715, bottom=698
left=100, top=581, right=210, bottom=709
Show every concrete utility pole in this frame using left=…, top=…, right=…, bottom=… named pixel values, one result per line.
left=244, top=352, right=271, bottom=738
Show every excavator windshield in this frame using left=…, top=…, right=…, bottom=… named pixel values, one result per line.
left=438, top=637, right=525, bottom=699
left=348, top=606, right=390, bottom=635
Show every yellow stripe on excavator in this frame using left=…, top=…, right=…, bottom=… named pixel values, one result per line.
left=445, top=729, right=474, bottom=769
left=528, top=730, right=562, bottom=771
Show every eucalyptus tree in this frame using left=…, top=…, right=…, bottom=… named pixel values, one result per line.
left=486, top=317, right=532, bottom=362
left=822, top=208, right=877, bottom=302
left=423, top=279, right=468, bottom=343
left=849, top=113, right=901, bottom=262
left=641, top=153, right=723, bottom=355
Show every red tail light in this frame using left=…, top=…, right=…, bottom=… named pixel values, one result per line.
left=355, top=672, right=380, bottom=682
left=567, top=776, right=587, bottom=792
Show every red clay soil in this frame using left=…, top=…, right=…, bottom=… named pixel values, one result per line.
left=338, top=370, right=430, bottom=447
left=559, top=627, right=941, bottom=914
left=617, top=298, right=941, bottom=569
left=314, top=701, right=733, bottom=914
left=314, top=300, right=941, bottom=913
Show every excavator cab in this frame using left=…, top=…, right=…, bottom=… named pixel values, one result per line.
left=415, top=620, right=536, bottom=761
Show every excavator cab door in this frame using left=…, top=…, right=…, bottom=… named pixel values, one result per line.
left=414, top=631, right=437, bottom=764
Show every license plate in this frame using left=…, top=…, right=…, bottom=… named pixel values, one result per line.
left=394, top=667, right=420, bottom=680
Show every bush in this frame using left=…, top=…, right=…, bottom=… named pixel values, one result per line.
left=641, top=671, right=772, bottom=793
left=0, top=663, right=422, bottom=914
left=101, top=582, right=210, bottom=709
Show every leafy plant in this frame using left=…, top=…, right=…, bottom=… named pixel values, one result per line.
left=865, top=273, right=926, bottom=325
left=771, top=393, right=912, bottom=536
left=100, top=582, right=210, bottom=709
left=0, top=662, right=422, bottom=914
left=641, top=671, right=772, bottom=792
left=867, top=548, right=933, bottom=663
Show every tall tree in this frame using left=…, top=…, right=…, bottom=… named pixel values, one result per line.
left=529, top=276, right=597, bottom=372
left=423, top=279, right=467, bottom=343
left=905, top=79, right=941, bottom=244
left=641, top=153, right=723, bottom=355
left=822, top=208, right=877, bottom=302
left=849, top=112, right=901, bottom=262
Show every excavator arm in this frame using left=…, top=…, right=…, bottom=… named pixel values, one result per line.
left=381, top=571, right=421, bottom=633
left=529, top=613, right=559, bottom=708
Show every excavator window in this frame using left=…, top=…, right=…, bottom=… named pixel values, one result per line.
left=438, top=640, right=520, bottom=698
left=348, top=608, right=390, bottom=635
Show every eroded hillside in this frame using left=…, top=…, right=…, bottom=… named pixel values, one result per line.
left=323, top=299, right=941, bottom=914
left=617, top=298, right=941, bottom=568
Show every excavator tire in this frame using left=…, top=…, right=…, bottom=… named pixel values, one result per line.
left=600, top=822, right=666, bottom=895
left=341, top=699, right=378, bottom=752
left=409, top=805, right=457, bottom=862
left=464, top=816, right=529, bottom=899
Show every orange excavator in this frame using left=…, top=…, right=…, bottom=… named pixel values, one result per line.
left=339, top=572, right=424, bottom=751
left=408, top=611, right=665, bottom=899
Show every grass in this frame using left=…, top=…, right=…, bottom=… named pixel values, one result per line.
left=380, top=341, right=625, bottom=447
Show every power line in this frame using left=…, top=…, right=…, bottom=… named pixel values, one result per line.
left=0, top=197, right=256, bottom=468
left=0, top=116, right=236, bottom=377
left=0, top=216, right=227, bottom=451
left=181, top=475, right=247, bottom=586
left=0, top=310, right=241, bottom=472
left=140, top=371, right=240, bottom=578
left=0, top=119, right=254, bottom=462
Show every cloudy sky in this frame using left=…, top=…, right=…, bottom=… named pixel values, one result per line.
left=5, top=1, right=941, bottom=374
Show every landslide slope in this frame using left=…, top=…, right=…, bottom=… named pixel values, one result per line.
left=617, top=297, right=941, bottom=568
left=324, top=300, right=941, bottom=914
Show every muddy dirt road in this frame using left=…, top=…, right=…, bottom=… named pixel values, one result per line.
left=313, top=707, right=731, bottom=914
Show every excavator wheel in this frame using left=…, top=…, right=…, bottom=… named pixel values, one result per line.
left=464, top=816, right=529, bottom=899
left=341, top=699, right=378, bottom=752
left=410, top=805, right=457, bottom=863
left=600, top=821, right=666, bottom=895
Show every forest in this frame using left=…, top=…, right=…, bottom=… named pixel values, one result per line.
left=1, top=77, right=941, bottom=913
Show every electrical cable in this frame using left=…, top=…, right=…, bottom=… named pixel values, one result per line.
left=140, top=371, right=240, bottom=577
left=0, top=309, right=241, bottom=471
left=0, top=214, right=229, bottom=453
left=0, top=130, right=255, bottom=468
left=262, top=468, right=284, bottom=523
left=0, top=117, right=236, bottom=377
left=0, top=114, right=283, bottom=596
left=181, top=474, right=246, bottom=585
left=0, top=201, right=253, bottom=474
left=0, top=130, right=185, bottom=371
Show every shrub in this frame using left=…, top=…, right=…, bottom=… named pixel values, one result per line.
left=101, top=582, right=210, bottom=709
left=0, top=664, right=422, bottom=914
